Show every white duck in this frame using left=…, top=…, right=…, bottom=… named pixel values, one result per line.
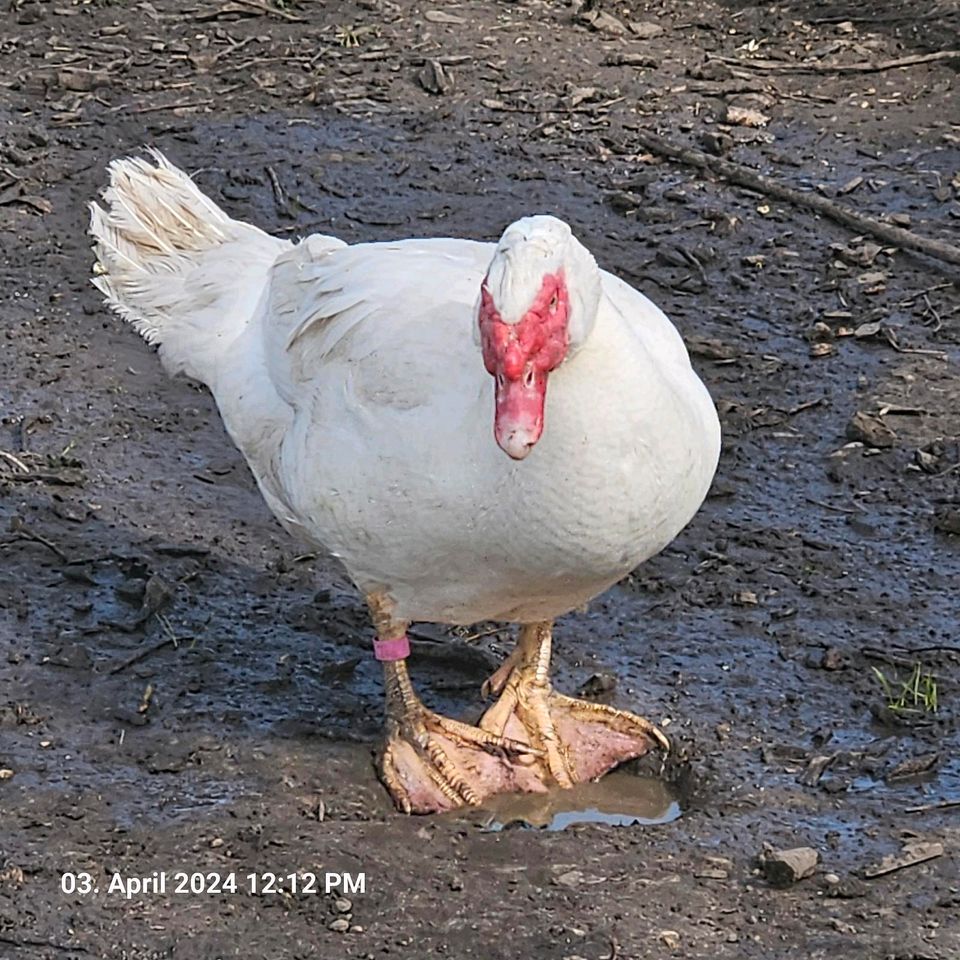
left=90, top=152, right=720, bottom=813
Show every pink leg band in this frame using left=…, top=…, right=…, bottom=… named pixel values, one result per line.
left=374, top=634, right=410, bottom=662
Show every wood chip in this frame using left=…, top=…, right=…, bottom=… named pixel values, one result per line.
left=838, top=175, right=864, bottom=195
left=724, top=105, right=771, bottom=127
left=424, top=10, right=465, bottom=24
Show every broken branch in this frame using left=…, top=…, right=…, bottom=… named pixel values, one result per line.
left=709, top=50, right=960, bottom=75
left=628, top=129, right=960, bottom=268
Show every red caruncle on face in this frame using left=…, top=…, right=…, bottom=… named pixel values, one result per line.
left=477, top=270, right=570, bottom=460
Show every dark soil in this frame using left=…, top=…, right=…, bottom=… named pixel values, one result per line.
left=1, top=0, right=959, bottom=957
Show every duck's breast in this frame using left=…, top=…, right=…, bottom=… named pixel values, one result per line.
left=274, top=248, right=719, bottom=623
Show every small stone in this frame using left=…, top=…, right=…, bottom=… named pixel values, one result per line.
left=846, top=411, right=896, bottom=449
left=209, top=837, right=224, bottom=848
left=0, top=769, right=14, bottom=780
left=825, top=873, right=841, bottom=885
left=806, top=321, right=835, bottom=342
left=578, top=8, right=628, bottom=34
left=724, top=104, right=770, bottom=127
left=760, top=846, right=819, bottom=886
left=578, top=672, right=617, bottom=697
left=915, top=448, right=940, bottom=473
left=820, top=647, right=844, bottom=670
left=416, top=59, right=452, bottom=95
left=554, top=869, right=585, bottom=887
left=659, top=930, right=680, bottom=949
left=934, top=508, right=960, bottom=536
left=629, top=21, right=664, bottom=39
left=328, top=918, right=350, bottom=933
left=334, top=897, right=353, bottom=913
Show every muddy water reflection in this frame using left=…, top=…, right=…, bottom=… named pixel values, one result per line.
left=459, top=772, right=681, bottom=831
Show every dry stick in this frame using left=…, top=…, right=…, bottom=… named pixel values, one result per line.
left=230, top=0, right=305, bottom=22
left=108, top=636, right=179, bottom=674
left=0, top=450, right=29, bottom=473
left=905, top=799, right=960, bottom=813
left=129, top=99, right=214, bottom=115
left=11, top=523, right=69, bottom=562
left=709, top=50, right=960, bottom=74
left=629, top=129, right=960, bottom=269
left=0, top=935, right=89, bottom=954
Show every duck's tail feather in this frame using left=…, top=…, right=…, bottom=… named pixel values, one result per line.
left=89, top=149, right=290, bottom=385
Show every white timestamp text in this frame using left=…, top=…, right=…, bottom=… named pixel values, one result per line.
left=60, top=870, right=367, bottom=899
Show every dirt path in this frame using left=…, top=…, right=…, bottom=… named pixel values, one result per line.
left=1, top=1, right=958, bottom=957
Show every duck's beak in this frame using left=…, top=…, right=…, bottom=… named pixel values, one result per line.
left=494, top=368, right=546, bottom=460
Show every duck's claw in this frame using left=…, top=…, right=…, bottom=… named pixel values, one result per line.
left=380, top=707, right=542, bottom=814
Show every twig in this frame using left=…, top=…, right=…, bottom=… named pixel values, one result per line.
left=1, top=471, right=82, bottom=486
left=0, top=450, right=29, bottom=473
left=0, top=934, right=89, bottom=953
left=861, top=647, right=926, bottom=670
left=628, top=129, right=960, bottom=268
left=230, top=0, right=304, bottom=21
left=806, top=497, right=865, bottom=515
left=891, top=644, right=960, bottom=656
left=460, top=626, right=507, bottom=643
left=211, top=35, right=257, bottom=64
left=863, top=840, right=943, bottom=878
left=264, top=165, right=290, bottom=216
left=898, top=282, right=953, bottom=306
left=881, top=327, right=949, bottom=360
left=9, top=521, right=69, bottom=562
left=904, top=799, right=960, bottom=813
left=108, top=636, right=178, bottom=674
left=128, top=99, right=214, bottom=115
left=709, top=50, right=960, bottom=75
left=787, top=397, right=825, bottom=416
left=921, top=293, right=942, bottom=333
left=810, top=10, right=953, bottom=25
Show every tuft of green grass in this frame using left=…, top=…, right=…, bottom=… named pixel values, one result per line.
left=872, top=662, right=939, bottom=716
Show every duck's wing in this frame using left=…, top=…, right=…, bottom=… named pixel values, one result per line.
left=258, top=235, right=494, bottom=412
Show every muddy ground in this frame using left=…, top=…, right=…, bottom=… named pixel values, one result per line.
left=1, top=0, right=959, bottom=957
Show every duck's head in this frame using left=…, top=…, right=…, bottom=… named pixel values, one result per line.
left=478, top=215, right=601, bottom=460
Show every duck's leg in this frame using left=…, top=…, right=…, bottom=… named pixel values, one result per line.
left=368, top=594, right=541, bottom=814
left=480, top=621, right=669, bottom=787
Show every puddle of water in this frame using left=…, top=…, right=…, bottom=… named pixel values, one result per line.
left=460, top=772, right=681, bottom=832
